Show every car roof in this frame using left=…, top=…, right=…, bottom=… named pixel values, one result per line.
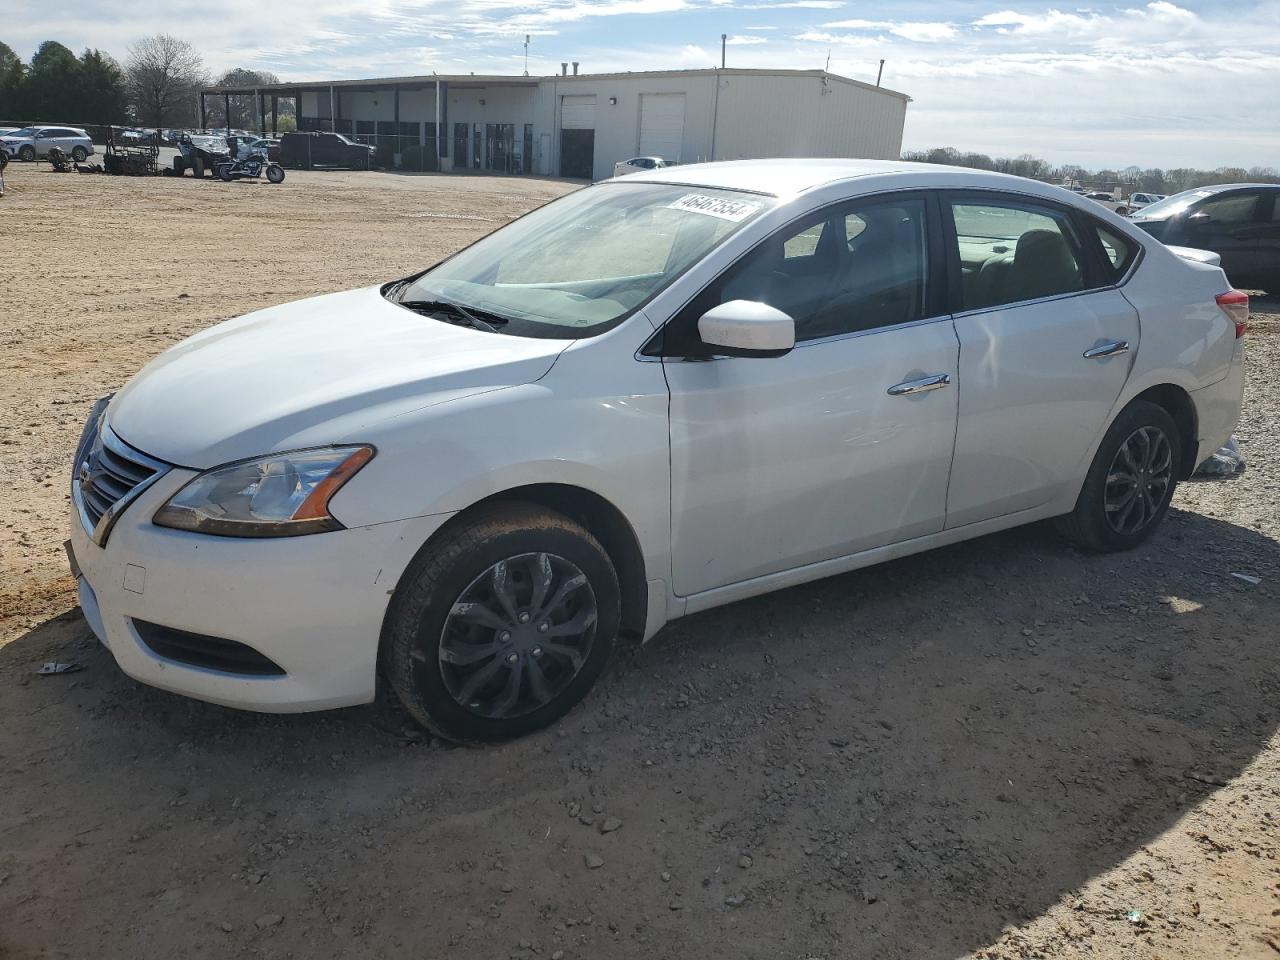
left=610, top=157, right=1104, bottom=205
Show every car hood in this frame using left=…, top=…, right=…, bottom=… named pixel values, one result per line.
left=108, top=286, right=571, bottom=469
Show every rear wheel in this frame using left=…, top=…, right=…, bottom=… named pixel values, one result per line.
left=217, top=163, right=235, bottom=182
left=71, top=146, right=88, bottom=162
left=18, top=145, right=35, bottom=162
left=1055, top=400, right=1180, bottom=552
left=383, top=502, right=620, bottom=744
left=172, top=156, right=186, bottom=175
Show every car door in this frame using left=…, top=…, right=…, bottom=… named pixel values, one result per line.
left=661, top=193, right=959, bottom=597
left=1180, top=189, right=1266, bottom=282
left=943, top=192, right=1140, bottom=528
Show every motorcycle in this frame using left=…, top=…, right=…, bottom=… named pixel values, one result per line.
left=216, top=151, right=285, bottom=184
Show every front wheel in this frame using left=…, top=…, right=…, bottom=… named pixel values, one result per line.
left=266, top=163, right=285, bottom=183
left=383, top=502, right=620, bottom=744
left=1055, top=400, right=1181, bottom=552
left=216, top=163, right=235, bottom=182
left=18, top=145, right=35, bottom=162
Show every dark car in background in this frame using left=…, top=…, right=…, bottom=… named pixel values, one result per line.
left=1132, top=184, right=1280, bottom=291
left=279, top=132, right=376, bottom=170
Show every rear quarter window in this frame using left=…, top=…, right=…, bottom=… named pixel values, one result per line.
left=1090, top=221, right=1139, bottom=281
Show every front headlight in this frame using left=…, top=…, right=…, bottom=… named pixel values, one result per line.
left=153, top=446, right=374, bottom=537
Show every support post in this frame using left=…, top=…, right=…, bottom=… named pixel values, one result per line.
left=434, top=77, right=442, bottom=169
left=393, top=87, right=400, bottom=167
left=330, top=86, right=337, bottom=132
left=256, top=89, right=265, bottom=134
left=224, top=92, right=231, bottom=134
left=199, top=92, right=207, bottom=131
left=271, top=95, right=278, bottom=136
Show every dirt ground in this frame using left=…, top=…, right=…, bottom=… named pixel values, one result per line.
left=1, top=164, right=1278, bottom=960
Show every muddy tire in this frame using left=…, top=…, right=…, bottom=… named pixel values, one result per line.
left=382, top=502, right=619, bottom=744
left=1055, top=400, right=1181, bottom=552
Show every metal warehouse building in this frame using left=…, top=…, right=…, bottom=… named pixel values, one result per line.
left=201, top=67, right=910, bottom=180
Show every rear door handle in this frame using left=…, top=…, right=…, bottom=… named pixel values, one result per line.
left=887, top=373, right=951, bottom=396
left=1083, top=340, right=1129, bottom=359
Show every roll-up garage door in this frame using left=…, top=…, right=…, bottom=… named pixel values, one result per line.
left=561, top=95, right=597, bottom=129
left=560, top=95, right=597, bottom=178
left=639, top=93, right=685, bottom=163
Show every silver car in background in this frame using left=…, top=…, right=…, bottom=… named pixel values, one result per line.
left=1, top=126, right=95, bottom=162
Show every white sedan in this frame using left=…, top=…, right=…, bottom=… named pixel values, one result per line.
left=613, top=156, right=671, bottom=177
left=67, top=159, right=1247, bottom=743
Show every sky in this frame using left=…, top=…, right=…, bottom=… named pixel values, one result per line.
left=8, top=0, right=1280, bottom=169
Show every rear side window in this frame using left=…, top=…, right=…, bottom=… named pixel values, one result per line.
left=949, top=199, right=1086, bottom=311
left=1092, top=223, right=1138, bottom=280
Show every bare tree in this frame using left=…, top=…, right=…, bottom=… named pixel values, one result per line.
left=126, top=34, right=205, bottom=128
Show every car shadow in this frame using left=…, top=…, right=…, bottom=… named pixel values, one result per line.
left=1, top=507, right=1276, bottom=959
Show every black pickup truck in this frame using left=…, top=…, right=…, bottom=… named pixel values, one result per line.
left=279, top=132, right=376, bottom=170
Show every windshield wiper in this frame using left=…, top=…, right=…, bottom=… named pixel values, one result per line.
left=398, top=298, right=510, bottom=333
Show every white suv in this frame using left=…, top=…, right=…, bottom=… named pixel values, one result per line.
left=1, top=126, right=95, bottom=162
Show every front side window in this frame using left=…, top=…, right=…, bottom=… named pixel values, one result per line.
left=399, top=183, right=774, bottom=338
left=1192, top=192, right=1260, bottom=224
left=950, top=199, right=1085, bottom=311
left=667, top=195, right=929, bottom=349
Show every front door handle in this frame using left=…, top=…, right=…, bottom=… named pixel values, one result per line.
left=1083, top=340, right=1129, bottom=359
left=887, top=373, right=951, bottom=396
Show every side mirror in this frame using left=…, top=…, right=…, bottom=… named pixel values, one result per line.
left=696, top=300, right=795, bottom=358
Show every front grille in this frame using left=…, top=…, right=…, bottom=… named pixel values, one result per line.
left=133, top=620, right=286, bottom=676
left=73, top=407, right=169, bottom=546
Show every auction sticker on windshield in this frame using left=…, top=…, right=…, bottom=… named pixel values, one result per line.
left=667, top=194, right=762, bottom=222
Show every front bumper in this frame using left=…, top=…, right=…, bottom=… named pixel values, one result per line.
left=69, top=466, right=452, bottom=712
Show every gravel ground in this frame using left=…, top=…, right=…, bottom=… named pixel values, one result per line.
left=1, top=163, right=1278, bottom=959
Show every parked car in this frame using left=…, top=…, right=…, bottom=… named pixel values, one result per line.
left=1084, top=191, right=1133, bottom=216
left=0, top=125, right=94, bottom=162
left=1127, top=192, right=1165, bottom=212
left=244, top=138, right=282, bottom=162
left=67, top=159, right=1246, bottom=743
left=1131, top=184, right=1280, bottom=290
left=279, top=131, right=376, bottom=169
left=613, top=156, right=672, bottom=177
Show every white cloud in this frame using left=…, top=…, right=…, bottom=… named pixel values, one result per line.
left=821, top=18, right=955, bottom=42
left=725, top=34, right=769, bottom=44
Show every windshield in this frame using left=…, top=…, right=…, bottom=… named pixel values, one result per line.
left=1132, top=188, right=1216, bottom=220
left=397, top=183, right=774, bottom=337
left=3, top=127, right=34, bottom=138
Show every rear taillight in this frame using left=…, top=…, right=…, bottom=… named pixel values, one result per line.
left=1216, top=289, right=1249, bottom=338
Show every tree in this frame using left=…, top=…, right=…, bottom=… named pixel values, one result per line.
left=204, top=68, right=292, bottom=130
left=24, top=40, right=80, bottom=120
left=0, top=41, right=26, bottom=118
left=75, top=49, right=128, bottom=124
left=126, top=34, right=205, bottom=128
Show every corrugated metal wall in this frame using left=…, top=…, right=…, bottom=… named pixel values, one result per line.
left=712, top=74, right=907, bottom=162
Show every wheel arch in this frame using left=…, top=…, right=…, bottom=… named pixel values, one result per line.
left=390, top=483, right=649, bottom=643
left=1131, top=383, right=1199, bottom=478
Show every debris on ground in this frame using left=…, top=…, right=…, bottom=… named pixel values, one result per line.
left=1195, top=436, right=1246, bottom=477
left=37, top=661, right=82, bottom=675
